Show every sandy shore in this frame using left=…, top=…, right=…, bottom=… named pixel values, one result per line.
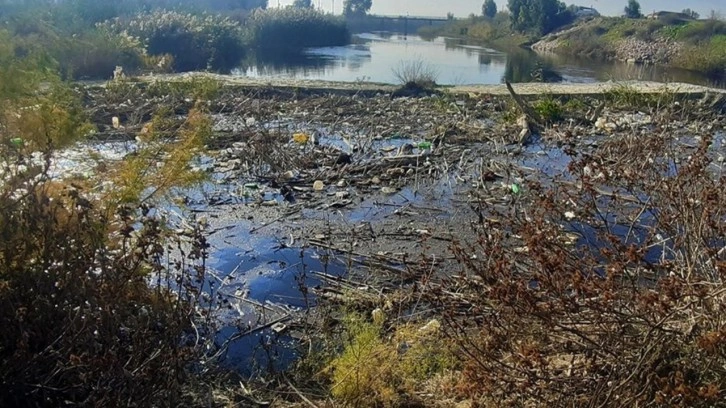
left=138, top=72, right=726, bottom=96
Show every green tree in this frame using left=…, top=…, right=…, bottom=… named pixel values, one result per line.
left=682, top=8, right=699, bottom=19
left=292, top=0, right=312, bottom=8
left=624, top=0, right=642, bottom=18
left=508, top=0, right=572, bottom=35
left=343, top=0, right=372, bottom=17
left=228, top=0, right=268, bottom=9
left=482, top=0, right=497, bottom=18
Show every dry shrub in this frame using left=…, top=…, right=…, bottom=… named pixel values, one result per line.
left=440, top=106, right=726, bottom=406
left=0, top=180, right=216, bottom=406
left=392, top=59, right=439, bottom=89
left=0, top=44, right=225, bottom=405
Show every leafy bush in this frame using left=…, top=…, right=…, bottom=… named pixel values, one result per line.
left=671, top=20, right=726, bottom=43
left=328, top=312, right=456, bottom=407
left=242, top=7, right=349, bottom=52
left=419, top=11, right=529, bottom=45
left=6, top=11, right=147, bottom=80
left=533, top=95, right=564, bottom=122
left=102, top=10, right=247, bottom=72
left=54, top=29, right=146, bottom=79
left=675, top=35, right=726, bottom=79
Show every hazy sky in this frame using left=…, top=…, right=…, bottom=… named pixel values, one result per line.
left=279, top=0, right=724, bottom=19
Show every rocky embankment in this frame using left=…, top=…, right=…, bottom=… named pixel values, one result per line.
left=531, top=22, right=683, bottom=65
left=614, top=36, right=682, bottom=64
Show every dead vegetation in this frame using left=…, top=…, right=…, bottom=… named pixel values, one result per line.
left=11, top=76, right=725, bottom=407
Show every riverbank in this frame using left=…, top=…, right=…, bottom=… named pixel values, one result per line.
left=421, top=15, right=726, bottom=82
left=1, top=4, right=348, bottom=79
left=129, top=72, right=726, bottom=96
left=531, top=16, right=726, bottom=79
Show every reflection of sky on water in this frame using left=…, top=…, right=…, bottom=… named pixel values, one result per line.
left=234, top=33, right=724, bottom=87
left=235, top=33, right=508, bottom=85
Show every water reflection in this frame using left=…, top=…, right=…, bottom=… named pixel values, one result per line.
left=505, top=49, right=563, bottom=83
left=233, top=33, right=724, bottom=87
left=238, top=51, right=338, bottom=78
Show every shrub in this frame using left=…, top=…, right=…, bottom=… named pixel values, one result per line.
left=328, top=312, right=456, bottom=407
left=440, top=102, right=726, bottom=406
left=533, top=95, right=564, bottom=122
left=392, top=59, right=439, bottom=89
left=54, top=29, right=146, bottom=79
left=242, top=7, right=349, bottom=52
left=675, top=35, right=726, bottom=79
left=675, top=20, right=726, bottom=42
left=6, top=11, right=147, bottom=80
left=0, top=35, right=223, bottom=406
left=102, top=10, right=247, bottom=72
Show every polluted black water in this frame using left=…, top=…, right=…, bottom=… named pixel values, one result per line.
left=209, top=231, right=349, bottom=376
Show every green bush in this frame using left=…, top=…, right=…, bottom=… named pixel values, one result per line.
left=674, top=20, right=726, bottom=42
left=243, top=7, right=349, bottom=52
left=6, top=10, right=147, bottom=80
left=675, top=35, right=726, bottom=79
left=54, top=29, right=146, bottom=79
left=328, top=312, right=456, bottom=407
left=102, top=10, right=247, bottom=72
left=533, top=95, right=564, bottom=122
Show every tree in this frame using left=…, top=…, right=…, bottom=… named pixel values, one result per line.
left=229, top=0, right=268, bottom=10
left=508, top=0, right=573, bottom=35
left=682, top=8, right=699, bottom=19
left=292, top=0, right=312, bottom=8
left=624, top=0, right=641, bottom=18
left=482, top=0, right=497, bottom=18
left=343, top=0, right=372, bottom=17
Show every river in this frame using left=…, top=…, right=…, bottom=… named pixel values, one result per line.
left=235, top=32, right=723, bottom=87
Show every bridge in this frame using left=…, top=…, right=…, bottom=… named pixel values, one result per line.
left=367, top=14, right=450, bottom=23
left=345, top=14, right=450, bottom=36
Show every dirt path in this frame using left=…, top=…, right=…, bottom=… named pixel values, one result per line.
left=140, top=72, right=726, bottom=96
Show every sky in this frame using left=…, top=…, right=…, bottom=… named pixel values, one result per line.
left=277, top=0, right=725, bottom=19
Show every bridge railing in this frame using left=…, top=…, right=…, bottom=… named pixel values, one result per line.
left=365, top=14, right=449, bottom=21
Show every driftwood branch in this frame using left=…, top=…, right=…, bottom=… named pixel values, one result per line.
left=505, top=81, right=543, bottom=127
left=589, top=100, right=606, bottom=122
